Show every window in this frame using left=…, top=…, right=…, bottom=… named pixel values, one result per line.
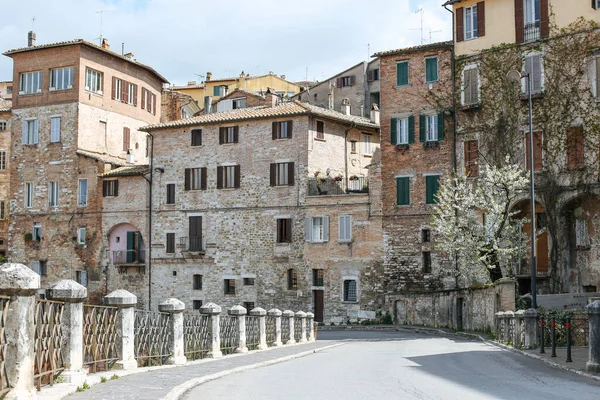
left=425, top=57, right=438, bottom=83
left=421, top=115, right=440, bottom=142
left=273, top=121, right=293, bottom=139
left=277, top=218, right=292, bottom=243
left=49, top=182, right=59, bottom=207
left=391, top=117, right=414, bottom=145
left=397, top=61, right=409, bottom=86
left=243, top=302, right=255, bottom=311
left=525, top=131, right=543, bottom=172
left=77, top=227, right=86, bottom=245
left=25, top=182, right=34, bottom=208
left=287, top=269, right=297, bottom=290
left=350, top=141, right=357, bottom=153
left=462, top=66, right=480, bottom=106
left=464, top=140, right=479, bottom=177
left=233, top=98, right=246, bottom=109
left=32, top=222, right=42, bottom=241
left=193, top=274, right=203, bottom=290
left=270, top=162, right=294, bottom=186
left=523, top=54, right=543, bottom=94
left=0, top=121, right=6, bottom=131
left=145, top=90, right=157, bottom=114
left=224, top=279, right=236, bottom=295
left=102, top=180, right=119, bottom=197
left=166, top=184, right=175, bottom=204
left=184, top=168, right=206, bottom=191
left=316, top=121, right=324, bottom=139
left=188, top=216, right=203, bottom=252
left=191, top=129, right=202, bottom=146
left=243, top=277, right=255, bottom=286
left=594, top=0, right=600, bottom=10
left=523, top=0, right=541, bottom=29
left=305, top=216, right=329, bottom=243
left=567, top=127, right=584, bottom=169
left=48, top=117, right=61, bottom=143
left=213, top=86, right=226, bottom=96
left=397, top=118, right=409, bottom=145
left=85, top=68, right=103, bottom=94
left=78, top=179, right=88, bottom=207
left=5, top=86, right=11, bottom=95
left=31, top=261, right=47, bottom=276
left=217, top=165, right=240, bottom=189
left=396, top=177, right=410, bottom=206
left=114, top=78, right=122, bottom=101
left=122, top=127, right=130, bottom=152
left=368, top=68, right=380, bottom=82
left=338, top=215, right=352, bottom=242
left=76, top=270, right=88, bottom=287
left=312, top=269, right=324, bottom=286
left=425, top=175, right=441, bottom=205
left=193, top=300, right=203, bottom=310
left=22, top=119, right=39, bottom=145
left=0, top=151, right=5, bottom=170
left=343, top=280, right=357, bottom=302
left=464, top=5, right=478, bottom=40
left=337, top=76, right=355, bottom=87
left=575, top=219, right=590, bottom=248
left=422, top=229, right=431, bottom=243
left=128, top=83, right=137, bottom=105
left=50, top=67, right=73, bottom=90
left=0, top=201, right=6, bottom=220
left=423, top=252, right=432, bottom=273
left=363, top=134, right=372, bottom=155
left=219, top=126, right=239, bottom=144
left=19, top=71, right=42, bottom=94
left=166, top=233, right=175, bottom=254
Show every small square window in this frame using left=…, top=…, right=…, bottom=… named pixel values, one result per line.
left=191, top=129, right=202, bottom=146
left=243, top=277, right=255, bottom=286
left=422, top=229, right=431, bottom=243
left=243, top=301, right=255, bottom=311
left=287, top=269, right=297, bottom=290
left=224, top=279, right=236, bottom=295
left=193, top=300, right=203, bottom=310
left=277, top=218, right=292, bottom=243
left=343, top=279, right=357, bottom=302
left=193, top=274, right=203, bottom=290
left=312, top=269, right=324, bottom=286
left=316, top=121, right=324, bottom=139
left=423, top=252, right=432, bottom=273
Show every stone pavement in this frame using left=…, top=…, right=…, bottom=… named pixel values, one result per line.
left=41, top=341, right=338, bottom=400
left=523, top=346, right=593, bottom=376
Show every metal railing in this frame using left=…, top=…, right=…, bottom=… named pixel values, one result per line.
left=83, top=304, right=119, bottom=373
left=246, top=316, right=260, bottom=350
left=539, top=313, right=588, bottom=347
left=180, top=236, right=203, bottom=252
left=524, top=21, right=540, bottom=42
left=266, top=316, right=276, bottom=346
left=294, top=317, right=303, bottom=342
left=34, top=299, right=65, bottom=390
left=281, top=316, right=290, bottom=342
left=307, top=177, right=368, bottom=196
left=183, top=314, right=210, bottom=361
left=112, top=250, right=145, bottom=265
left=134, top=310, right=172, bottom=367
left=219, top=316, right=238, bottom=355
left=0, top=296, right=10, bottom=396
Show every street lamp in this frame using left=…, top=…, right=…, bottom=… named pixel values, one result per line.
left=507, top=69, right=537, bottom=309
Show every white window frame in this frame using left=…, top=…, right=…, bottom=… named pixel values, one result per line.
left=77, top=227, right=86, bottom=245
left=461, top=64, right=480, bottom=106
left=85, top=68, right=103, bottom=94
left=128, top=83, right=135, bottom=105
left=224, top=165, right=236, bottom=188
left=397, top=118, right=409, bottom=145
left=78, top=179, right=88, bottom=207
left=50, top=67, right=73, bottom=91
left=50, top=117, right=61, bottom=143
left=19, top=71, right=42, bottom=94
left=275, top=163, right=289, bottom=186
left=76, top=270, right=88, bottom=287
left=464, top=5, right=478, bottom=40
left=426, top=115, right=439, bottom=142
left=0, top=151, right=6, bottom=170
left=32, top=222, right=41, bottom=241
left=115, top=78, right=122, bottom=101
left=22, top=119, right=39, bottom=145
left=364, top=134, right=372, bottom=155
left=338, top=215, right=352, bottom=243
left=232, top=98, right=246, bottom=109
left=49, top=182, right=59, bottom=207
left=523, top=53, right=544, bottom=94
left=190, top=168, right=203, bottom=190
left=0, top=121, right=6, bottom=131
left=25, top=182, right=34, bottom=208
left=305, top=216, right=330, bottom=243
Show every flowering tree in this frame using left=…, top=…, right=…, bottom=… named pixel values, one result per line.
left=431, top=160, right=530, bottom=284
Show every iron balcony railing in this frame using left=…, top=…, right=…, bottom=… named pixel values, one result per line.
left=307, top=177, right=368, bottom=196
left=523, top=21, right=540, bottom=42
left=180, top=236, right=204, bottom=252
left=112, top=250, right=145, bottom=265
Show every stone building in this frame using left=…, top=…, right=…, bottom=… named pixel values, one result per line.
left=0, top=81, right=12, bottom=100
left=3, top=34, right=167, bottom=302
left=0, top=98, right=11, bottom=258
left=375, top=42, right=455, bottom=293
left=139, top=99, right=382, bottom=321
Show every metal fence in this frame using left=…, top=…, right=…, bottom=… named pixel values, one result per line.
left=294, top=317, right=303, bottom=342
left=266, top=316, right=276, bottom=346
left=34, top=300, right=65, bottom=390
left=281, top=317, right=290, bottom=343
left=219, top=316, right=238, bottom=355
left=0, top=296, right=10, bottom=396
left=246, top=316, right=260, bottom=350
left=82, top=304, right=119, bottom=373
left=112, top=250, right=145, bottom=265
left=539, top=313, right=589, bottom=347
left=307, top=177, right=369, bottom=196
left=183, top=314, right=210, bottom=361
left=134, top=310, right=172, bottom=367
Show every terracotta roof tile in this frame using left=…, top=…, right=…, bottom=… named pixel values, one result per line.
left=374, top=41, right=453, bottom=57
left=99, top=164, right=149, bottom=178
left=76, top=150, right=128, bottom=166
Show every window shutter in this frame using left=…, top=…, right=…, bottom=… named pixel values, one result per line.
left=367, top=70, right=374, bottom=82
left=234, top=165, right=241, bottom=188
left=323, top=216, right=330, bottom=242
left=233, top=126, right=239, bottom=143
left=123, top=127, right=130, bottom=151
left=133, top=84, right=138, bottom=106
left=270, top=163, right=276, bottom=186
left=336, top=78, right=343, bottom=88
left=390, top=118, right=397, bottom=144
left=456, top=7, right=464, bottom=42
left=121, top=81, right=127, bottom=103
left=349, top=75, right=356, bottom=86
left=153, top=94, right=156, bottom=115
left=201, top=168, right=207, bottom=190
left=397, top=62, right=408, bottom=86
left=102, top=180, right=108, bottom=197
left=33, top=120, right=39, bottom=143
left=287, top=120, right=293, bottom=138
left=419, top=115, right=426, bottom=142
left=184, top=168, right=191, bottom=191
left=286, top=218, right=292, bottom=241
left=219, top=127, right=225, bottom=144
left=396, top=177, right=409, bottom=205
left=532, top=55, right=542, bottom=92
left=114, top=180, right=119, bottom=197
left=594, top=0, right=598, bottom=10
left=305, top=217, right=312, bottom=242
left=288, top=162, right=294, bottom=186
left=111, top=76, right=116, bottom=100
left=477, top=2, right=486, bottom=37
left=216, top=166, right=223, bottom=189
left=408, top=116, right=415, bottom=143
left=338, top=215, right=345, bottom=241
left=141, top=88, right=146, bottom=109
left=21, top=120, right=27, bottom=144
left=515, top=0, right=524, bottom=43
left=540, top=0, right=549, bottom=38
left=272, top=122, right=278, bottom=140
left=437, top=113, right=445, bottom=141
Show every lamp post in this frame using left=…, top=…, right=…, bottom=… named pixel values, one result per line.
left=507, top=69, right=537, bottom=309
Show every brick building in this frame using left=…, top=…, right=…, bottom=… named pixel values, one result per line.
left=3, top=35, right=167, bottom=302
left=0, top=98, right=11, bottom=258
left=139, top=99, right=382, bottom=321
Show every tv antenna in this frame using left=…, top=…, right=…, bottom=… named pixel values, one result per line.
left=429, top=28, right=442, bottom=43
left=410, top=8, right=425, bottom=45
left=96, top=1, right=112, bottom=45
left=193, top=73, right=205, bottom=82
left=32, top=16, right=36, bottom=30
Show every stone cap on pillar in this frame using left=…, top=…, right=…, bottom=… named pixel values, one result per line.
left=199, top=302, right=222, bottom=315
left=267, top=308, right=282, bottom=317
left=514, top=310, right=525, bottom=318
left=104, top=289, right=137, bottom=308
left=0, top=263, right=40, bottom=293
left=495, top=311, right=505, bottom=317
left=295, top=311, right=307, bottom=318
left=587, top=300, right=600, bottom=314
left=47, top=280, right=87, bottom=302
left=249, top=307, right=266, bottom=317
left=158, top=298, right=185, bottom=313
left=228, top=305, right=247, bottom=316
left=504, top=311, right=515, bottom=317
left=282, top=310, right=295, bottom=318
left=523, top=308, right=538, bottom=318
left=306, top=312, right=314, bottom=319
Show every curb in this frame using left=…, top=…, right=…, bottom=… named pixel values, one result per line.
left=162, top=343, right=344, bottom=400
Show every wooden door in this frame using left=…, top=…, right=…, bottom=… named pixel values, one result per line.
left=313, top=290, right=324, bottom=322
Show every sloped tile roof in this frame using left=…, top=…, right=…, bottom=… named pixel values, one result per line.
left=0, top=99, right=11, bottom=112
left=76, top=150, right=128, bottom=166
left=374, top=41, right=453, bottom=57
left=99, top=164, right=149, bottom=178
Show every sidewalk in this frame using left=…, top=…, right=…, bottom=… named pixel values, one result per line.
left=40, top=341, right=340, bottom=400
left=522, top=346, right=591, bottom=374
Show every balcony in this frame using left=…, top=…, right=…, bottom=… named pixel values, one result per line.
left=112, top=250, right=145, bottom=266
left=523, top=21, right=540, bottom=42
left=307, top=177, right=368, bottom=196
left=180, top=236, right=204, bottom=253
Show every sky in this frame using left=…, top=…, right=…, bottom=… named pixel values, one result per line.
left=0, top=0, right=452, bottom=85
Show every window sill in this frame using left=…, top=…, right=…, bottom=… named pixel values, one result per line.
left=338, top=240, right=353, bottom=244
left=341, top=300, right=359, bottom=304
left=520, top=92, right=544, bottom=101
left=190, top=145, right=204, bottom=148
left=396, top=204, right=411, bottom=207
left=18, top=92, right=42, bottom=96
left=314, top=137, right=326, bottom=142
left=396, top=84, right=410, bottom=88
left=575, top=245, right=591, bottom=251
left=307, top=240, right=328, bottom=244
left=220, top=187, right=238, bottom=191
left=274, top=137, right=292, bottom=140
left=461, top=103, right=480, bottom=111
left=275, top=242, right=291, bottom=246
left=423, top=141, right=440, bottom=148
left=220, top=142, right=238, bottom=146
left=363, top=154, right=373, bottom=158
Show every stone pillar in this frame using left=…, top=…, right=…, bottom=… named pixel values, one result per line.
left=158, top=298, right=186, bottom=365
left=306, top=312, right=315, bottom=342
left=229, top=305, right=248, bottom=353
left=504, top=311, right=514, bottom=345
left=283, top=310, right=296, bottom=345
left=586, top=301, right=600, bottom=373
left=46, top=279, right=87, bottom=384
left=523, top=308, right=538, bottom=349
left=296, top=311, right=307, bottom=343
left=0, top=263, right=40, bottom=400
left=200, top=302, right=222, bottom=358
left=514, top=310, right=525, bottom=348
left=250, top=307, right=268, bottom=350
left=104, top=289, right=138, bottom=370
left=268, top=308, right=282, bottom=347
left=495, top=312, right=503, bottom=339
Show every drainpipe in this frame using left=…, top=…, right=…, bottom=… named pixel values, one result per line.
left=147, top=132, right=154, bottom=311
left=344, top=123, right=356, bottom=191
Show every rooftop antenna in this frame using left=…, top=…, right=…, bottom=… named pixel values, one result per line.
left=429, top=28, right=442, bottom=43
left=31, top=16, right=36, bottom=30
left=194, top=73, right=205, bottom=82
left=95, top=0, right=111, bottom=45
left=367, top=43, right=370, bottom=60
left=410, top=8, right=425, bottom=45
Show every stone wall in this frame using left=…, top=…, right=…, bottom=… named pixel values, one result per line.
left=0, top=108, right=11, bottom=257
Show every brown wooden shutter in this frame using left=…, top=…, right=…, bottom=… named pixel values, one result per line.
left=285, top=218, right=292, bottom=242
left=272, top=122, right=278, bottom=140
left=121, top=81, right=127, bottom=103
left=233, top=126, right=239, bottom=143
left=288, top=162, right=295, bottom=186
left=287, top=120, right=293, bottom=138
left=102, top=180, right=108, bottom=197
left=515, top=0, right=524, bottom=43
left=456, top=7, right=464, bottom=42
left=189, top=216, right=202, bottom=241
left=219, top=127, right=225, bottom=144
left=367, top=70, right=373, bottom=82
left=216, top=166, right=223, bottom=188
left=111, top=77, right=117, bottom=99
left=141, top=88, right=146, bottom=109
left=336, top=78, right=343, bottom=87
left=201, top=168, right=207, bottom=190
left=123, top=127, right=130, bottom=151
left=567, top=127, right=585, bottom=169
left=114, top=180, right=119, bottom=197
left=464, top=140, right=479, bottom=177
left=477, top=2, right=485, bottom=37
left=133, top=84, right=138, bottom=106
left=526, top=132, right=543, bottom=171
left=540, top=0, right=549, bottom=38
left=153, top=93, right=157, bottom=115
left=184, top=168, right=191, bottom=191
left=349, top=75, right=356, bottom=86
left=270, top=163, right=276, bottom=186
left=234, top=165, right=241, bottom=188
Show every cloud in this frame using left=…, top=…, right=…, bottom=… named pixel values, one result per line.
left=0, top=0, right=452, bottom=85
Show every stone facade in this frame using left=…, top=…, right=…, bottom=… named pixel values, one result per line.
left=0, top=100, right=11, bottom=258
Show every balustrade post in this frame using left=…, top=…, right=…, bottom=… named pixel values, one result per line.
left=523, top=308, right=538, bottom=349
left=586, top=301, right=600, bottom=372
left=268, top=308, right=282, bottom=347
left=47, top=279, right=87, bottom=384
left=296, top=311, right=307, bottom=343
left=158, top=298, right=186, bottom=365
left=306, top=312, right=315, bottom=342
left=283, top=310, right=296, bottom=345
left=200, top=302, right=222, bottom=358
left=514, top=310, right=524, bottom=348
left=229, top=305, right=248, bottom=353
left=250, top=307, right=268, bottom=350
left=504, top=311, right=514, bottom=345
left=104, top=289, right=138, bottom=370
left=0, top=263, right=40, bottom=399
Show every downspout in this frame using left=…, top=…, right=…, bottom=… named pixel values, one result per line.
left=344, top=122, right=356, bottom=191
left=147, top=132, right=154, bottom=311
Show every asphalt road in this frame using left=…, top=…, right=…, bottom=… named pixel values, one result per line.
left=183, top=330, right=600, bottom=400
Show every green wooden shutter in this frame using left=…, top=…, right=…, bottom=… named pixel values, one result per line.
left=396, top=177, right=410, bottom=205
left=408, top=116, right=415, bottom=143
left=426, top=58, right=438, bottom=82
left=126, top=231, right=135, bottom=263
left=213, top=86, right=220, bottom=96
left=390, top=119, right=397, bottom=145
left=419, top=115, right=426, bottom=142
left=397, top=62, right=408, bottom=86
left=426, top=176, right=440, bottom=204
left=437, top=113, right=445, bottom=141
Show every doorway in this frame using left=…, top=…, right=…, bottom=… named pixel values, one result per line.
left=313, top=290, right=324, bottom=322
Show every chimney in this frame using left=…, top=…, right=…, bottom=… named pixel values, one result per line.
left=126, top=149, right=135, bottom=164
left=204, top=96, right=213, bottom=114
left=264, top=88, right=277, bottom=107
left=280, top=75, right=286, bottom=80
left=124, top=52, right=135, bottom=60
left=240, top=71, right=245, bottom=78
left=27, top=31, right=36, bottom=47
left=370, top=104, right=380, bottom=125
left=341, top=98, right=351, bottom=116
left=206, top=72, right=212, bottom=81
left=101, top=38, right=110, bottom=50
